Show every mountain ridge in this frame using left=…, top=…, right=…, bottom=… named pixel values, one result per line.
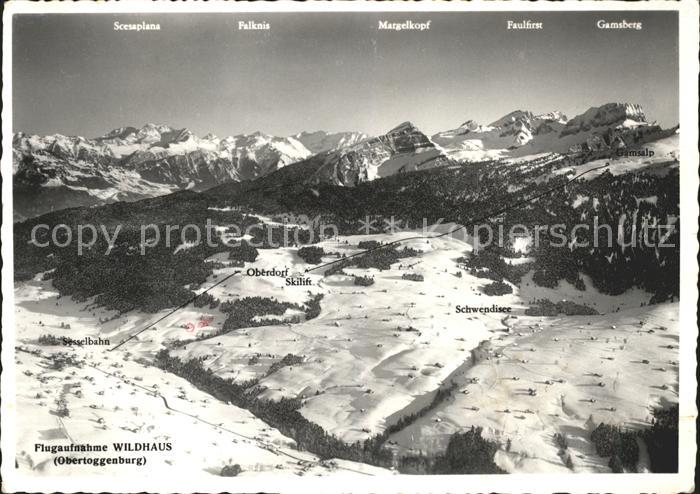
left=12, top=102, right=670, bottom=220
left=432, top=102, right=655, bottom=161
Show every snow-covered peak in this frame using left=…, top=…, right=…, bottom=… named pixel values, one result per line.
left=139, top=123, right=176, bottom=135
left=535, top=111, right=568, bottom=124
left=133, top=123, right=174, bottom=143
left=232, top=131, right=274, bottom=147
left=459, top=120, right=479, bottom=130
left=432, top=103, right=655, bottom=162
left=564, top=103, right=647, bottom=132
left=97, top=126, right=139, bottom=141
left=225, top=133, right=311, bottom=171
left=309, top=121, right=451, bottom=187
left=95, top=123, right=180, bottom=148
left=293, top=130, right=368, bottom=154
left=457, top=120, right=494, bottom=132
left=488, top=110, right=535, bottom=128
left=387, top=121, right=419, bottom=135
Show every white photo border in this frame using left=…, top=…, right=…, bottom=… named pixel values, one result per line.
left=1, top=1, right=697, bottom=493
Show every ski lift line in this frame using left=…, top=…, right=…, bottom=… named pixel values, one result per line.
left=304, top=163, right=611, bottom=273
left=109, top=270, right=242, bottom=351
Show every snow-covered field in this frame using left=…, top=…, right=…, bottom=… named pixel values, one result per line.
left=12, top=226, right=678, bottom=476
left=12, top=276, right=390, bottom=478
left=387, top=303, right=678, bottom=473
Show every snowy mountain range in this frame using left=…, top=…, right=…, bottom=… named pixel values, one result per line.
left=12, top=103, right=667, bottom=220
left=432, top=103, right=653, bottom=161
left=307, top=121, right=454, bottom=186
left=293, top=130, right=369, bottom=155
left=12, top=125, right=364, bottom=220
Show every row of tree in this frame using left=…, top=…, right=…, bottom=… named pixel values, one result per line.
left=153, top=350, right=503, bottom=474
left=590, top=404, right=679, bottom=473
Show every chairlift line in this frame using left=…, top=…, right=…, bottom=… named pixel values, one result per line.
left=109, top=270, right=242, bottom=351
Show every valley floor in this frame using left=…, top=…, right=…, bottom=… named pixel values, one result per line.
left=11, top=228, right=678, bottom=476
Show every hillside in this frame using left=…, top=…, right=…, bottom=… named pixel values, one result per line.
left=13, top=222, right=679, bottom=475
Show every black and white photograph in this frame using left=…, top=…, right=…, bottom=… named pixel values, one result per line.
left=1, top=2, right=697, bottom=493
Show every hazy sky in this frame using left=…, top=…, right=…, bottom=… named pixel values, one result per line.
left=13, top=11, right=678, bottom=138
